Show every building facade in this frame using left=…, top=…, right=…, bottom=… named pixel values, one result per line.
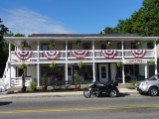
left=0, top=34, right=158, bottom=90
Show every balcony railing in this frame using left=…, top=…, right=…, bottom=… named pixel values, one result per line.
left=10, top=49, right=155, bottom=63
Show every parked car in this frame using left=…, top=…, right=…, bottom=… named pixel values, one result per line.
left=135, top=73, right=159, bottom=96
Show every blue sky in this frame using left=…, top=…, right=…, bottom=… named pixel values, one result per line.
left=0, top=0, right=143, bottom=35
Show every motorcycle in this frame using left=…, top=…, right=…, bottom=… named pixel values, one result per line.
left=83, top=81, right=119, bottom=98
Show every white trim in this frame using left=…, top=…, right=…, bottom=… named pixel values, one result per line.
left=122, top=40, right=125, bottom=84
left=37, top=40, right=40, bottom=87
left=65, top=40, right=68, bottom=83
left=155, top=39, right=158, bottom=74
left=92, top=40, right=96, bottom=82
left=145, top=64, right=148, bottom=79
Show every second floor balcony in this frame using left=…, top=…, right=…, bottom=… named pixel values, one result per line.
left=10, top=49, right=155, bottom=63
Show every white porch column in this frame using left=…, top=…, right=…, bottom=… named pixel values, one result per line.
left=8, top=43, right=11, bottom=88
left=65, top=40, right=68, bottom=83
left=122, top=40, right=125, bottom=84
left=145, top=64, right=148, bottom=79
left=154, top=39, right=158, bottom=74
left=92, top=40, right=96, bottom=82
left=37, top=40, right=40, bottom=87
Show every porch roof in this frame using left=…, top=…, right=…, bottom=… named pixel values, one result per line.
left=4, top=34, right=158, bottom=45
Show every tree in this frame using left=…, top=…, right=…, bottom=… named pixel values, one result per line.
left=0, top=18, right=8, bottom=41
left=102, top=0, right=159, bottom=36
left=0, top=18, right=8, bottom=77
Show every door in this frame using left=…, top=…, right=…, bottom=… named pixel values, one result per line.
left=68, top=66, right=73, bottom=83
left=99, top=64, right=108, bottom=83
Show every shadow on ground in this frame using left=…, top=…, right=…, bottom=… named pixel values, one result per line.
left=117, top=93, right=130, bottom=97
left=0, top=101, right=12, bottom=106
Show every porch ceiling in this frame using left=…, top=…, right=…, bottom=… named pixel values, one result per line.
left=4, top=34, right=158, bottom=45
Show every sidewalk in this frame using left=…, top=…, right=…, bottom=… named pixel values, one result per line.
left=0, top=88, right=138, bottom=99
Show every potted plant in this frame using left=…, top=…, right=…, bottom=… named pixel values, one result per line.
left=74, top=61, right=84, bottom=90
left=49, top=40, right=55, bottom=49
left=75, top=40, right=82, bottom=47
left=41, top=73, right=48, bottom=91
left=19, top=63, right=27, bottom=92
left=116, top=61, right=123, bottom=68
left=105, top=40, right=112, bottom=48
left=147, top=60, right=155, bottom=66
left=49, top=61, right=56, bottom=70
left=21, top=41, right=29, bottom=50
left=74, top=72, right=81, bottom=90
left=135, top=40, right=142, bottom=48
left=30, top=80, right=37, bottom=91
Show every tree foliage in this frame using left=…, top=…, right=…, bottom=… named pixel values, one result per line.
left=102, top=0, right=159, bottom=36
left=0, top=18, right=8, bottom=77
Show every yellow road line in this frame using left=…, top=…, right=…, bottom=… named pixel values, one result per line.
left=0, top=105, right=159, bottom=114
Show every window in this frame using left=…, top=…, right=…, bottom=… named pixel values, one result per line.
left=101, top=44, right=106, bottom=49
left=41, top=44, right=49, bottom=50
left=117, top=42, right=122, bottom=49
left=68, top=43, right=72, bottom=50
left=68, top=67, right=71, bottom=75
left=131, top=42, right=137, bottom=49
left=83, top=43, right=91, bottom=49
left=101, top=66, right=106, bottom=78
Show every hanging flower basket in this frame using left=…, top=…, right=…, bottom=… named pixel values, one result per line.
left=49, top=40, right=56, bottom=49
left=75, top=40, right=82, bottom=47
left=21, top=41, right=29, bottom=48
left=116, top=61, right=123, bottom=67
left=105, top=40, right=112, bottom=48
left=135, top=40, right=142, bottom=48
left=147, top=60, right=155, bottom=66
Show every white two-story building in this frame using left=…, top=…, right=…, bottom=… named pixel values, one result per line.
left=0, top=34, right=158, bottom=90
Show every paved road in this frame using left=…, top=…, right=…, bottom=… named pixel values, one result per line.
left=0, top=95, right=159, bottom=119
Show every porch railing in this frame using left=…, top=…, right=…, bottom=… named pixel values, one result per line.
left=10, top=49, right=155, bottom=62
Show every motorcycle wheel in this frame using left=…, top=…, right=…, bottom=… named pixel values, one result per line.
left=83, top=90, right=92, bottom=98
left=95, top=91, right=101, bottom=97
left=109, top=89, right=119, bottom=97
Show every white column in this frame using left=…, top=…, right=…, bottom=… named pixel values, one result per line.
left=92, top=40, right=96, bottom=82
left=8, top=43, right=11, bottom=88
left=122, top=40, right=125, bottom=84
left=37, top=40, right=40, bottom=87
left=145, top=64, right=148, bottom=79
left=154, top=39, right=158, bottom=74
left=65, top=40, right=68, bottom=84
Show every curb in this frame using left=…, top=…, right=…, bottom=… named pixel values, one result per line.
left=0, top=89, right=139, bottom=99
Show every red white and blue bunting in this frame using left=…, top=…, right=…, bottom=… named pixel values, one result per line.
left=101, top=50, right=118, bottom=59
left=131, top=49, right=146, bottom=58
left=71, top=50, right=89, bottom=59
left=43, top=51, right=60, bottom=60
left=15, top=51, right=33, bottom=60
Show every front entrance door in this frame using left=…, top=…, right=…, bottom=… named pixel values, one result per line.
left=99, top=64, right=108, bottom=83
left=68, top=66, right=73, bottom=83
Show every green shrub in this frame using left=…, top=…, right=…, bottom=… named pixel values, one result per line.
left=130, top=78, right=137, bottom=87
left=74, top=72, right=80, bottom=85
left=30, top=80, right=37, bottom=91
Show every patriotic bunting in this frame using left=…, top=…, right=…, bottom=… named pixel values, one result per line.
left=71, top=50, right=89, bottom=59
left=101, top=50, right=118, bottom=59
left=43, top=51, right=60, bottom=60
left=131, top=49, right=146, bottom=58
left=15, top=51, right=33, bottom=60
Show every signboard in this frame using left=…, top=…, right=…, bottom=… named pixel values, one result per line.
left=124, top=59, right=147, bottom=64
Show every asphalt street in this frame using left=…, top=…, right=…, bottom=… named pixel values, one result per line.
left=0, top=95, right=159, bottom=119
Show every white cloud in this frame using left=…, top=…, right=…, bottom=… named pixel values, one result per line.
left=3, top=8, right=73, bottom=35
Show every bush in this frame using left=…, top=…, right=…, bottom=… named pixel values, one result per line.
left=30, top=80, right=37, bottom=91
left=130, top=78, right=137, bottom=87
left=74, top=72, right=80, bottom=85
